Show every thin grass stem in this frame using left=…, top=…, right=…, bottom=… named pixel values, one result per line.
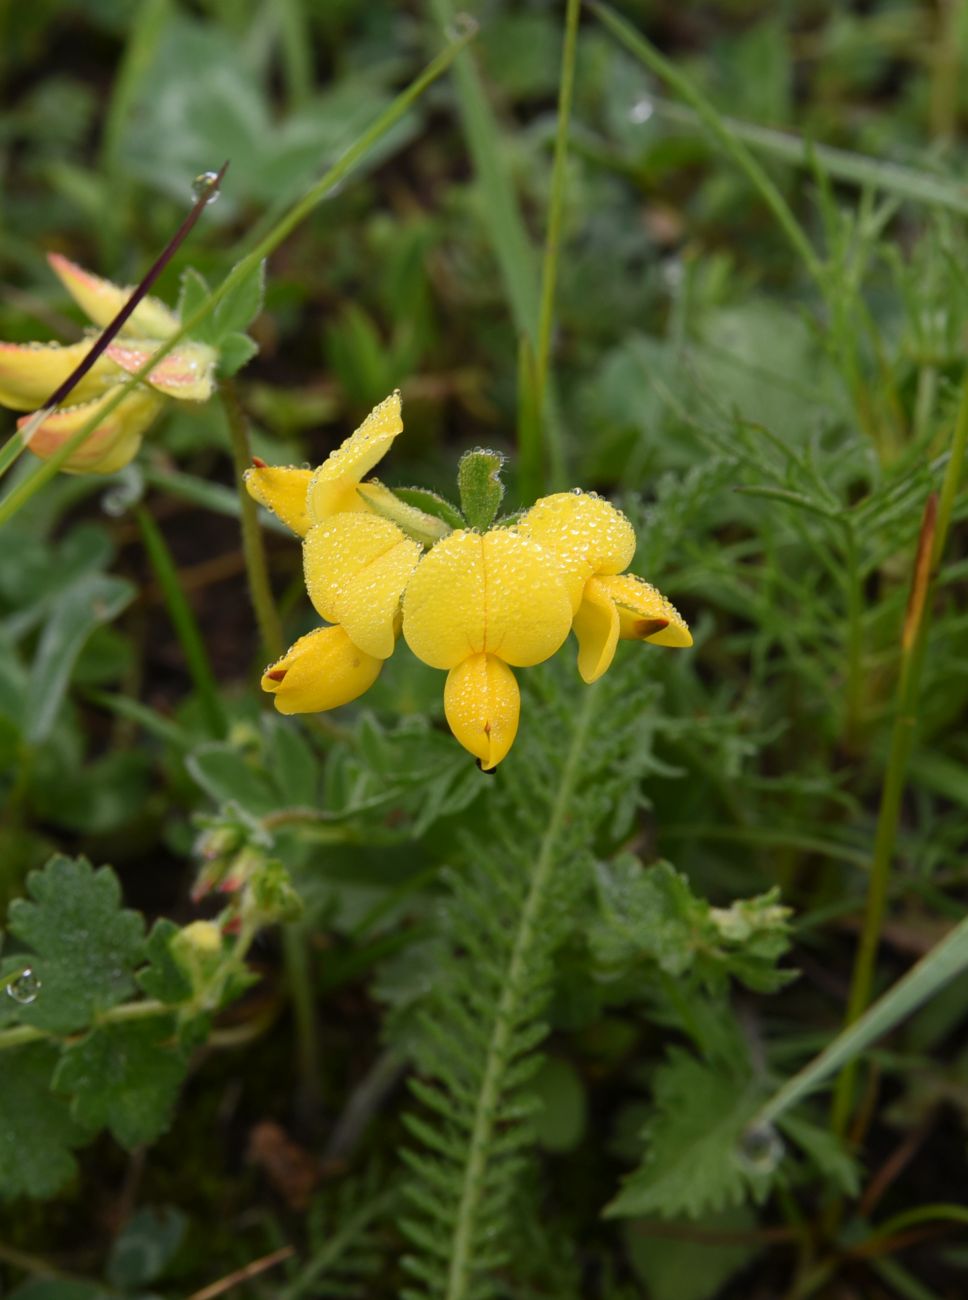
left=220, top=379, right=284, bottom=663
left=135, top=506, right=227, bottom=737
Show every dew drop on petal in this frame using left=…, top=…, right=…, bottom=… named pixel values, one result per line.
left=629, top=98, right=654, bottom=124
left=5, top=966, right=41, bottom=1005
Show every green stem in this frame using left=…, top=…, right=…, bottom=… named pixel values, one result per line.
left=528, top=0, right=580, bottom=497
left=277, top=0, right=313, bottom=108
left=0, top=998, right=170, bottom=1053
left=444, top=683, right=599, bottom=1300
left=221, top=379, right=285, bottom=663
left=136, top=506, right=227, bottom=737
left=590, top=2, right=825, bottom=287
left=0, top=24, right=476, bottom=524
left=842, top=522, right=864, bottom=750
left=282, top=924, right=321, bottom=1114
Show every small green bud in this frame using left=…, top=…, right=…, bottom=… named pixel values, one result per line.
left=458, top=449, right=505, bottom=530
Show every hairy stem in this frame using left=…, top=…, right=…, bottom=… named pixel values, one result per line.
left=444, top=683, right=598, bottom=1300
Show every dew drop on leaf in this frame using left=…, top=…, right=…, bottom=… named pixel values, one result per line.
left=735, top=1123, right=784, bottom=1175
left=5, top=966, right=42, bottom=1005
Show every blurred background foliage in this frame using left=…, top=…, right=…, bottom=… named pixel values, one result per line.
left=1, top=1, right=968, bottom=1297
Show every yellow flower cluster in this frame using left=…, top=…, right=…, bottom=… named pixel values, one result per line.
left=247, top=392, right=692, bottom=770
left=0, top=255, right=216, bottom=472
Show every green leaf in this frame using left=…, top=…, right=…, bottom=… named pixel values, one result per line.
left=625, top=1206, right=763, bottom=1300
left=137, top=919, right=194, bottom=1006
left=24, top=573, right=135, bottom=745
left=356, top=482, right=451, bottom=546
left=778, top=1112, right=860, bottom=1197
left=0, top=1044, right=91, bottom=1198
left=392, top=486, right=466, bottom=531
left=213, top=257, right=265, bottom=338
left=605, top=1051, right=770, bottom=1219
left=457, top=449, right=505, bottom=530
left=264, top=715, right=318, bottom=808
left=53, top=1016, right=188, bottom=1149
left=107, top=1205, right=187, bottom=1289
left=176, top=267, right=214, bottom=342
left=590, top=857, right=793, bottom=993
left=186, top=743, right=279, bottom=815
left=217, top=331, right=259, bottom=376
left=532, top=1057, right=587, bottom=1153
left=4, top=856, right=145, bottom=1034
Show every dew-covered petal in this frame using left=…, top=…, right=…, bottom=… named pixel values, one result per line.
left=48, top=252, right=180, bottom=338
left=106, top=340, right=217, bottom=401
left=22, top=389, right=161, bottom=474
left=599, top=573, right=693, bottom=647
left=0, top=339, right=118, bottom=411
left=307, top=391, right=403, bottom=521
left=261, top=626, right=382, bottom=714
left=244, top=464, right=313, bottom=536
left=303, top=513, right=420, bottom=659
left=517, top=491, right=637, bottom=609
left=444, top=653, right=520, bottom=770
left=479, top=530, right=573, bottom=666
left=402, top=529, right=572, bottom=670
left=573, top=578, right=621, bottom=683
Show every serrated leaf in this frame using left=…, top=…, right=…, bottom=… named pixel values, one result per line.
left=53, top=1016, right=189, bottom=1149
left=457, top=449, right=505, bottom=530
left=591, top=857, right=793, bottom=993
left=217, top=331, right=259, bottom=377
left=392, top=486, right=466, bottom=531
left=606, top=1051, right=770, bottom=1219
left=0, top=1044, right=91, bottom=1198
left=25, top=573, right=135, bottom=744
left=213, top=258, right=265, bottom=339
left=137, top=919, right=193, bottom=1006
left=5, top=857, right=145, bottom=1034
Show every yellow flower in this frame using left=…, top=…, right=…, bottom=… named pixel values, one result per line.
left=253, top=393, right=423, bottom=717
left=517, top=491, right=692, bottom=683
left=244, top=391, right=404, bottom=536
left=402, top=528, right=573, bottom=769
left=0, top=253, right=217, bottom=473
left=261, top=626, right=383, bottom=714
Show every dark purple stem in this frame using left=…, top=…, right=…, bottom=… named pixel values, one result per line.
left=39, top=161, right=229, bottom=413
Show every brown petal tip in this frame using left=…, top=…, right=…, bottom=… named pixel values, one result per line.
left=251, top=456, right=268, bottom=468
left=265, top=667, right=287, bottom=682
left=635, top=618, right=670, bottom=638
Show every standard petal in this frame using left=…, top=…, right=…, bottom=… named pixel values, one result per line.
left=572, top=579, right=621, bottom=683
left=444, top=653, right=520, bottom=770
left=402, top=529, right=572, bottom=670
left=48, top=252, right=180, bottom=338
left=22, top=389, right=161, bottom=474
left=307, top=391, right=403, bottom=521
left=0, top=339, right=118, bottom=410
left=106, top=340, right=217, bottom=401
left=517, top=491, right=637, bottom=610
left=402, top=531, right=485, bottom=669
left=599, top=573, right=693, bottom=647
left=245, top=464, right=313, bottom=536
left=261, top=626, right=382, bottom=714
left=303, top=513, right=420, bottom=659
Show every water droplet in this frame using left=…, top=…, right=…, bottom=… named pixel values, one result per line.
left=192, top=171, right=221, bottom=205
left=629, top=98, right=654, bottom=124
left=736, top=1124, right=784, bottom=1175
left=6, top=966, right=41, bottom=1005
left=446, top=12, right=479, bottom=40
